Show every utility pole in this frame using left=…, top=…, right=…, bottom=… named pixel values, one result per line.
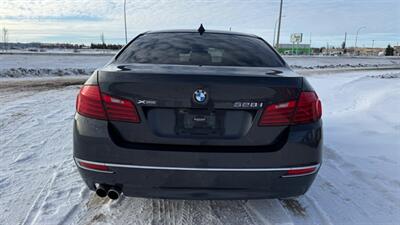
left=273, top=16, right=285, bottom=48
left=100, top=32, right=106, bottom=53
left=342, top=32, right=347, bottom=54
left=309, top=33, right=312, bottom=55
left=124, top=0, right=128, bottom=44
left=276, top=0, right=284, bottom=49
left=326, top=42, right=329, bottom=56
left=2, top=27, right=8, bottom=52
left=273, top=19, right=277, bottom=47
left=355, top=26, right=366, bottom=55
left=371, top=40, right=375, bottom=56
left=100, top=33, right=105, bottom=46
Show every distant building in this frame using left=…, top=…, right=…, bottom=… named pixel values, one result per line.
left=394, top=46, right=400, bottom=56
left=277, top=44, right=311, bottom=55
left=357, top=47, right=384, bottom=56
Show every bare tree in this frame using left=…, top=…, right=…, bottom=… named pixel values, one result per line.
left=100, top=33, right=105, bottom=48
left=2, top=27, right=8, bottom=52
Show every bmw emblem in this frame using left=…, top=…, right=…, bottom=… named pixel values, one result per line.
left=193, top=89, right=208, bottom=104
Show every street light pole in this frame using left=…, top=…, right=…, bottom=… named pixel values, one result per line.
left=354, top=26, right=366, bottom=55
left=124, top=0, right=128, bottom=44
left=371, top=40, right=375, bottom=56
left=309, top=33, right=312, bottom=55
left=276, top=0, right=284, bottom=49
left=273, top=19, right=277, bottom=47
left=273, top=15, right=286, bottom=48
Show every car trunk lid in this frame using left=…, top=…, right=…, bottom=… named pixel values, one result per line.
left=98, top=64, right=303, bottom=148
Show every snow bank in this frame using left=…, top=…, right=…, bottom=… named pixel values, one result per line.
left=1, top=54, right=399, bottom=78
left=0, top=54, right=111, bottom=70
left=368, top=72, right=400, bottom=79
left=0, top=68, right=94, bottom=78
left=285, top=56, right=400, bottom=68
left=0, top=53, right=110, bottom=78
left=290, top=63, right=393, bottom=70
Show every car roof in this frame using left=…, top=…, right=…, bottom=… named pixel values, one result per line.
left=145, top=29, right=260, bottom=38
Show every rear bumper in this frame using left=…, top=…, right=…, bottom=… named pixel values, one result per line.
left=75, top=158, right=319, bottom=199
left=73, top=114, right=322, bottom=199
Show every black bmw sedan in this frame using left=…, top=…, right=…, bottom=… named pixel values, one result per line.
left=73, top=28, right=322, bottom=200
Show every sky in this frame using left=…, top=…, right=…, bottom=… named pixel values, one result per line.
left=0, top=0, right=399, bottom=47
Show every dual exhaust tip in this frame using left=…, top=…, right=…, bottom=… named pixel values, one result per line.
left=96, top=184, right=121, bottom=200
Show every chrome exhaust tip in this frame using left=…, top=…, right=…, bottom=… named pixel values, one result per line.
left=95, top=184, right=108, bottom=198
left=107, top=187, right=121, bottom=200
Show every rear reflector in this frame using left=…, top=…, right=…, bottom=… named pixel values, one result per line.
left=285, top=167, right=317, bottom=176
left=102, top=94, right=140, bottom=123
left=78, top=161, right=110, bottom=172
left=259, top=91, right=322, bottom=126
left=76, top=85, right=107, bottom=120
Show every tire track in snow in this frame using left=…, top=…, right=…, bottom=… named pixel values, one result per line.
left=246, top=199, right=294, bottom=225
left=0, top=86, right=86, bottom=225
left=209, top=200, right=260, bottom=225
left=58, top=187, right=91, bottom=225
left=20, top=158, right=90, bottom=225
left=80, top=198, right=300, bottom=225
left=305, top=146, right=400, bottom=224
left=323, top=145, right=400, bottom=205
left=303, top=195, right=334, bottom=225
left=21, top=162, right=62, bottom=225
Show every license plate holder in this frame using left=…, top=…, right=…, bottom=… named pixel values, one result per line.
left=176, top=109, right=224, bottom=136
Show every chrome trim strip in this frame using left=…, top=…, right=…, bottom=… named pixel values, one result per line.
left=75, top=158, right=320, bottom=173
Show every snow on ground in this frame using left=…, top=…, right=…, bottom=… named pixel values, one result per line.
left=0, top=54, right=112, bottom=78
left=0, top=67, right=399, bottom=224
left=1, top=53, right=399, bottom=78
left=286, top=56, right=400, bottom=69
left=0, top=54, right=112, bottom=70
left=304, top=70, right=400, bottom=225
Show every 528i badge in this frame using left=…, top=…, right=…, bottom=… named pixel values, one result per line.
left=233, top=102, right=264, bottom=108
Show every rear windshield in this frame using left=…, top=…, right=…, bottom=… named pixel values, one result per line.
left=116, top=33, right=284, bottom=67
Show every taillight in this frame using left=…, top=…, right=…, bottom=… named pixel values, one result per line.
left=292, top=92, right=322, bottom=124
left=102, top=94, right=140, bottom=123
left=259, top=100, right=297, bottom=126
left=259, top=91, right=322, bottom=126
left=76, top=85, right=140, bottom=123
left=76, top=85, right=107, bottom=120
